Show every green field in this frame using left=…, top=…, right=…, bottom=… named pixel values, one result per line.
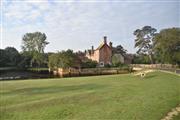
left=0, top=71, right=179, bottom=120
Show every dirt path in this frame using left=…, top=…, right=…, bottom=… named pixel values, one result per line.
left=133, top=69, right=155, bottom=76
left=161, top=105, right=180, bottom=120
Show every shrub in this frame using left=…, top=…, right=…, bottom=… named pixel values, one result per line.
left=81, top=59, right=98, bottom=68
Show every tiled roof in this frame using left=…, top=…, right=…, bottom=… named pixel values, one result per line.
left=96, top=43, right=105, bottom=50
left=96, top=42, right=111, bottom=50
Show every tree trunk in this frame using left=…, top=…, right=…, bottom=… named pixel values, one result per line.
left=149, top=54, right=154, bottom=64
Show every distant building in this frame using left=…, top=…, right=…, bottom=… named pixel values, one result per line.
left=85, top=36, right=133, bottom=67
left=85, top=36, right=112, bottom=67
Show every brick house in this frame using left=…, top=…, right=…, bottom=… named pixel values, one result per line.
left=85, top=36, right=113, bottom=67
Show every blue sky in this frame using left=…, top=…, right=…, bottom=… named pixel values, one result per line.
left=0, top=0, right=179, bottom=53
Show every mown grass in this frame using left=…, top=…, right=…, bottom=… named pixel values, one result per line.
left=0, top=71, right=179, bottom=120
left=173, top=114, right=180, bottom=120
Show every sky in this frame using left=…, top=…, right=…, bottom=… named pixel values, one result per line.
left=0, top=0, right=179, bottom=53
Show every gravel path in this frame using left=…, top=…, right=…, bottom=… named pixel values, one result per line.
left=161, top=105, right=180, bottom=120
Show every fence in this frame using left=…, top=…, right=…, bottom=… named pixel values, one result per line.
left=53, top=68, right=130, bottom=77
left=131, top=64, right=178, bottom=69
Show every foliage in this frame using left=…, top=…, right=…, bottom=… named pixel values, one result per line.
left=48, top=53, right=59, bottom=69
left=0, top=49, right=8, bottom=67
left=20, top=32, right=49, bottom=68
left=111, top=45, right=127, bottom=67
left=154, top=27, right=180, bottom=64
left=104, top=64, right=112, bottom=68
left=22, top=32, right=49, bottom=53
left=17, top=51, right=33, bottom=68
left=134, top=26, right=157, bottom=63
left=132, top=54, right=151, bottom=64
left=112, top=45, right=127, bottom=55
left=5, top=47, right=21, bottom=66
left=111, top=54, right=123, bottom=66
left=48, top=49, right=77, bottom=69
left=48, top=50, right=97, bottom=69
left=0, top=47, right=20, bottom=67
left=31, top=51, right=47, bottom=67
left=81, top=59, right=98, bottom=68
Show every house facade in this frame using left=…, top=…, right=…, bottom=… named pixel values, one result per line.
left=85, top=36, right=133, bottom=67
left=86, top=36, right=113, bottom=67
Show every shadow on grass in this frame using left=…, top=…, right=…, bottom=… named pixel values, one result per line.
left=2, top=84, right=106, bottom=95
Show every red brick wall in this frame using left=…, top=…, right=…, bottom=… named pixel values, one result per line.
left=99, top=44, right=112, bottom=64
left=86, top=43, right=112, bottom=65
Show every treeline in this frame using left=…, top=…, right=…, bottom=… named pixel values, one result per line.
left=0, top=32, right=98, bottom=69
left=133, top=26, right=180, bottom=65
left=0, top=26, right=179, bottom=69
left=0, top=48, right=49, bottom=68
left=48, top=50, right=98, bottom=70
left=0, top=47, right=21, bottom=67
left=0, top=32, right=49, bottom=68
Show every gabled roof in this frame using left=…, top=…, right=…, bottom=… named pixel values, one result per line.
left=96, top=42, right=111, bottom=50
left=96, top=43, right=104, bottom=50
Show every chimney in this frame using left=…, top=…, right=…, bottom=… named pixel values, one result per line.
left=91, top=46, right=94, bottom=51
left=103, top=36, right=107, bottom=44
left=109, top=42, right=112, bottom=48
left=91, top=46, right=94, bottom=53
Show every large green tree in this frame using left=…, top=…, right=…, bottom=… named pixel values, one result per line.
left=21, top=32, right=49, bottom=67
left=113, top=45, right=127, bottom=55
left=31, top=51, right=46, bottom=67
left=132, top=54, right=151, bottom=64
left=22, top=32, right=49, bottom=53
left=134, top=26, right=157, bottom=64
left=154, top=27, right=180, bottom=65
left=48, top=50, right=77, bottom=69
left=0, top=47, right=20, bottom=67
left=0, top=49, right=8, bottom=67
left=5, top=47, right=21, bottom=66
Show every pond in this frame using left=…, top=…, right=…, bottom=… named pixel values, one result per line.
left=0, top=70, right=56, bottom=80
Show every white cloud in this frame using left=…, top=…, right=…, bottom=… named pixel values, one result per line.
left=1, top=1, right=179, bottom=53
left=3, top=0, right=51, bottom=25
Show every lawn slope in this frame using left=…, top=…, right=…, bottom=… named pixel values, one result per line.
left=0, top=71, right=180, bottom=120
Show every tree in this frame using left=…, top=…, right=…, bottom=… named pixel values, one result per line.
left=21, top=32, right=49, bottom=68
left=132, top=54, right=151, bottom=64
left=5, top=47, right=20, bottom=65
left=17, top=51, right=32, bottom=68
left=113, top=45, right=127, bottom=55
left=5, top=47, right=20, bottom=66
left=134, top=26, right=157, bottom=64
left=111, top=45, right=127, bottom=66
left=48, top=50, right=77, bottom=69
left=112, top=54, right=123, bottom=66
left=154, top=27, right=180, bottom=65
left=81, top=59, right=97, bottom=68
left=0, top=49, right=8, bottom=67
left=31, top=51, right=46, bottom=67
left=48, top=53, right=59, bottom=70
left=0, top=47, right=21, bottom=67
left=22, top=32, right=49, bottom=53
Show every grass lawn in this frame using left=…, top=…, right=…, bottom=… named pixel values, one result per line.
left=173, top=114, right=180, bottom=120
left=0, top=71, right=179, bottom=120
